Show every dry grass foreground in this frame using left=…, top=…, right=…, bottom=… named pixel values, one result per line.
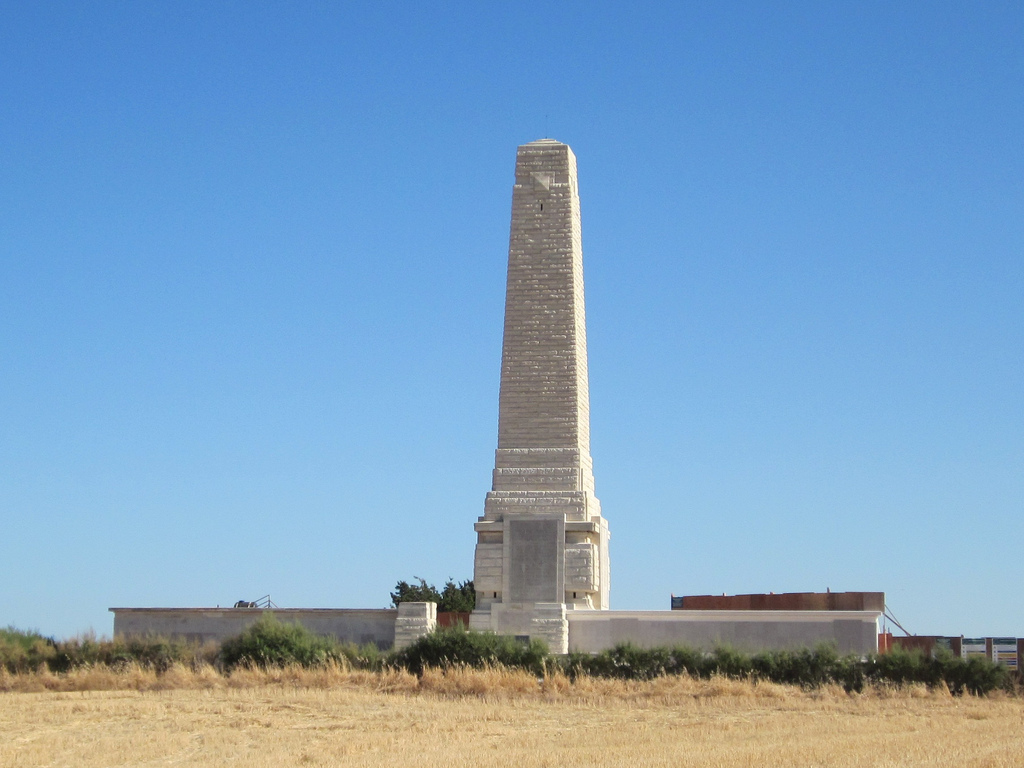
left=2, top=665, right=1023, bottom=767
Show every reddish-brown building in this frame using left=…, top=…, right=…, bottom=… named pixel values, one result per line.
left=671, top=591, right=885, bottom=612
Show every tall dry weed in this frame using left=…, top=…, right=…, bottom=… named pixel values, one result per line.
left=368, top=667, right=420, bottom=694
left=0, top=661, right=1017, bottom=704
left=418, top=665, right=540, bottom=699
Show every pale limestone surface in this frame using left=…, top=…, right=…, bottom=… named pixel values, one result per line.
left=110, top=608, right=397, bottom=648
left=393, top=602, right=438, bottom=650
left=567, top=610, right=881, bottom=655
left=471, top=139, right=611, bottom=653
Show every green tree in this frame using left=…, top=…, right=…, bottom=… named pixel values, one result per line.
left=438, top=579, right=475, bottom=612
left=390, top=577, right=441, bottom=607
left=390, top=577, right=475, bottom=611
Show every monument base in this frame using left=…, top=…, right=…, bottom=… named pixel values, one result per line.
left=470, top=603, right=569, bottom=654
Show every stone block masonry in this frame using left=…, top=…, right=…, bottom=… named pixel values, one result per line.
left=394, top=602, right=438, bottom=650
left=471, top=139, right=611, bottom=653
left=568, top=611, right=881, bottom=656
left=110, top=608, right=398, bottom=648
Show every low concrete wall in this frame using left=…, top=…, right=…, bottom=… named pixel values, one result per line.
left=568, top=610, right=881, bottom=655
left=111, top=606, right=882, bottom=656
left=110, top=608, right=398, bottom=649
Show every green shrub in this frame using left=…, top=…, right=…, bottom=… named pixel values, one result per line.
left=336, top=641, right=387, bottom=672
left=868, top=646, right=927, bottom=687
left=709, top=645, right=751, bottom=679
left=565, top=644, right=678, bottom=680
left=393, top=626, right=549, bottom=676
left=861, top=648, right=1010, bottom=696
left=0, top=627, right=57, bottom=673
left=747, top=645, right=836, bottom=689
left=2, top=627, right=217, bottom=674
left=48, top=632, right=216, bottom=673
left=219, top=613, right=348, bottom=670
left=560, top=642, right=1010, bottom=696
left=955, top=655, right=1009, bottom=696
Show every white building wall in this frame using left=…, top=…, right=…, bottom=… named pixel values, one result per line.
left=568, top=610, right=881, bottom=656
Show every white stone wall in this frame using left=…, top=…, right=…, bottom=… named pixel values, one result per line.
left=530, top=603, right=569, bottom=655
left=568, top=611, right=882, bottom=656
left=564, top=541, right=597, bottom=593
left=110, top=608, right=398, bottom=648
left=393, top=602, right=438, bottom=651
left=473, top=542, right=504, bottom=599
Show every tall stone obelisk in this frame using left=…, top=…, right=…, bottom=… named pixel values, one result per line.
left=470, top=139, right=610, bottom=653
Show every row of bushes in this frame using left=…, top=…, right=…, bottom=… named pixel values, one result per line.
left=1, top=626, right=217, bottom=674
left=378, top=626, right=1015, bottom=696
left=1, top=620, right=384, bottom=676
left=394, top=627, right=1011, bottom=696
left=563, top=642, right=1010, bottom=696
left=3, top=620, right=1014, bottom=696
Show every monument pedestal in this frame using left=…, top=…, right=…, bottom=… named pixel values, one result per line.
left=470, top=603, right=569, bottom=654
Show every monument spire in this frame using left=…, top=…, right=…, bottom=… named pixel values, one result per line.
left=471, top=139, right=610, bottom=653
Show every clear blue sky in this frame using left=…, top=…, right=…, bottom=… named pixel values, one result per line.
left=2, top=2, right=1021, bottom=640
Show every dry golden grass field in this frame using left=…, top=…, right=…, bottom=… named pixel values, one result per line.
left=2, top=665, right=1023, bottom=767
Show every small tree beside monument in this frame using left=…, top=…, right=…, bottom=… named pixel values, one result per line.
left=390, top=577, right=475, bottom=613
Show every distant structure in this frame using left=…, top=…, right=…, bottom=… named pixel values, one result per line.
left=470, top=139, right=611, bottom=653
left=671, top=592, right=885, bottom=612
